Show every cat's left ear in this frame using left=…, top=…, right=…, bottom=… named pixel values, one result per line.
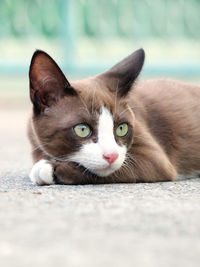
left=29, top=50, right=76, bottom=114
left=98, top=49, right=145, bottom=97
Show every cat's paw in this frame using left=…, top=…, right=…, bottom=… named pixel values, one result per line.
left=29, top=159, right=55, bottom=185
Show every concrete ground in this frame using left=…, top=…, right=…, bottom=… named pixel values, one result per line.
left=0, top=106, right=200, bottom=267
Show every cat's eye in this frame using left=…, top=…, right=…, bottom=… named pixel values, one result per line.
left=116, top=123, right=129, bottom=137
left=73, top=124, right=92, bottom=138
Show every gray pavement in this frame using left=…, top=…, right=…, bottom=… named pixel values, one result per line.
left=0, top=107, right=200, bottom=267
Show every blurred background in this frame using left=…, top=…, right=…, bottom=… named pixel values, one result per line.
left=1, top=0, right=200, bottom=108
left=0, top=0, right=200, bottom=108
left=0, top=2, right=200, bottom=266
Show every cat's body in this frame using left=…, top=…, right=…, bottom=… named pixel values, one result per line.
left=28, top=49, right=200, bottom=185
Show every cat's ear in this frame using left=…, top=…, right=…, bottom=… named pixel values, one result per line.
left=29, top=50, right=76, bottom=114
left=98, top=49, right=145, bottom=97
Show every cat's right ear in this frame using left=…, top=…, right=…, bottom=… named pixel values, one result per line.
left=97, top=49, right=145, bottom=97
left=29, top=50, right=76, bottom=114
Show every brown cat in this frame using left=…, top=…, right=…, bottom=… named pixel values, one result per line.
left=28, top=48, right=200, bottom=185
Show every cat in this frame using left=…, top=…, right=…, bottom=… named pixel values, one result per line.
left=28, top=48, right=200, bottom=185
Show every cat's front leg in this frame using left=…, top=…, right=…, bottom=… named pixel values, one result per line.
left=130, top=143, right=178, bottom=183
left=29, top=160, right=90, bottom=185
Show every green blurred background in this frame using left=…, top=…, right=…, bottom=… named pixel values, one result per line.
left=1, top=0, right=200, bottom=106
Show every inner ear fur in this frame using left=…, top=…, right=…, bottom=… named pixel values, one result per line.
left=97, top=48, right=145, bottom=97
left=29, top=50, right=76, bottom=114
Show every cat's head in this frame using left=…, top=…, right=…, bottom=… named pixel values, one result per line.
left=29, top=49, right=144, bottom=177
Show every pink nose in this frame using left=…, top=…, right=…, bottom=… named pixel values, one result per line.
left=103, top=153, right=119, bottom=164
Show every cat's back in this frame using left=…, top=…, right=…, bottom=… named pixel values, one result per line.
left=132, top=78, right=200, bottom=119
left=131, top=78, right=200, bottom=173
left=134, top=78, right=200, bottom=104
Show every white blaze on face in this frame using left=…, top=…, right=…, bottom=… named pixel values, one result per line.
left=98, top=107, right=118, bottom=154
left=69, top=106, right=127, bottom=177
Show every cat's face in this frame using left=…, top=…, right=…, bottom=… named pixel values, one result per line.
left=32, top=79, right=135, bottom=177
left=29, top=49, right=144, bottom=177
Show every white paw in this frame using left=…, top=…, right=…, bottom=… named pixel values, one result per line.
left=29, top=159, right=55, bottom=185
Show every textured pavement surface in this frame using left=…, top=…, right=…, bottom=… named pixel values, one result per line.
left=0, top=107, right=200, bottom=267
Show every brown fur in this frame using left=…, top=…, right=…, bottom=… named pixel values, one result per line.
left=28, top=49, right=200, bottom=184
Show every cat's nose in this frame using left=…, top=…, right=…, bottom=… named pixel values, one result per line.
left=103, top=153, right=119, bottom=164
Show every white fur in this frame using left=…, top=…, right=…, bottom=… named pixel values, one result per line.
left=69, top=106, right=127, bottom=176
left=29, top=159, right=54, bottom=185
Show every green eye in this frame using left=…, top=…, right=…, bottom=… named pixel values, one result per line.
left=73, top=124, right=92, bottom=138
left=116, top=123, right=129, bottom=137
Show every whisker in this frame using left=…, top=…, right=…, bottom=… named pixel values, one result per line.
left=117, top=153, right=138, bottom=182
left=79, top=96, right=90, bottom=116
left=92, top=86, right=97, bottom=115
left=114, top=80, right=119, bottom=116
left=118, top=106, right=132, bottom=118
left=30, top=142, right=50, bottom=153
left=119, top=98, right=164, bottom=118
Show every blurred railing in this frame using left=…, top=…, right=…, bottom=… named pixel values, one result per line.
left=1, top=0, right=200, bottom=39
left=0, top=0, right=63, bottom=38
left=0, top=0, right=200, bottom=77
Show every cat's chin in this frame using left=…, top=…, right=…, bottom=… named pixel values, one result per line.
left=91, top=166, right=118, bottom=177
left=72, top=161, right=118, bottom=177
